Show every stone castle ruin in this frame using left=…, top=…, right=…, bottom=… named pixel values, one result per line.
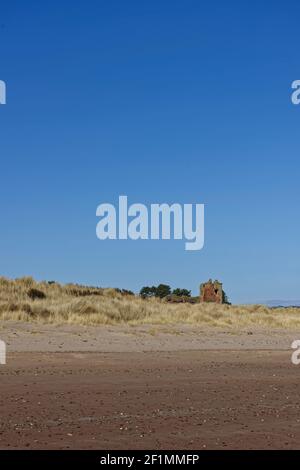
left=200, top=279, right=223, bottom=304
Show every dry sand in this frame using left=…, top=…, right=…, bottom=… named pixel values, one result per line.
left=1, top=322, right=300, bottom=449
left=1, top=321, right=300, bottom=352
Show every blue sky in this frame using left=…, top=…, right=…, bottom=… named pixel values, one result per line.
left=0, top=1, right=299, bottom=302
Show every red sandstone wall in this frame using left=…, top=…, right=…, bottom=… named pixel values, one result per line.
left=200, top=282, right=222, bottom=304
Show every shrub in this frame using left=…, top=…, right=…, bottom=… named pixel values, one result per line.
left=140, top=286, right=157, bottom=299
left=27, top=288, right=46, bottom=300
left=172, top=288, right=191, bottom=297
left=222, top=290, right=231, bottom=305
left=121, top=289, right=135, bottom=296
left=155, top=284, right=171, bottom=298
left=29, top=307, right=51, bottom=319
left=140, top=284, right=173, bottom=299
left=66, top=287, right=103, bottom=297
left=164, top=294, right=197, bottom=304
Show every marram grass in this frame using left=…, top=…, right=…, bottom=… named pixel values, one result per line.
left=0, top=276, right=299, bottom=328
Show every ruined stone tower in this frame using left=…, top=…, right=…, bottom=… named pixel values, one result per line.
left=200, top=279, right=223, bottom=304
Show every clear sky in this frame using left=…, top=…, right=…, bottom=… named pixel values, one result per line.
left=0, top=1, right=299, bottom=303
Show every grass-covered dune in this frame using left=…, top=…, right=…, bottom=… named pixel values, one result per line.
left=0, top=276, right=299, bottom=328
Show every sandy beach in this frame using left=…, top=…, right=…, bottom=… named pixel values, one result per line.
left=1, top=322, right=300, bottom=352
left=1, top=322, right=300, bottom=450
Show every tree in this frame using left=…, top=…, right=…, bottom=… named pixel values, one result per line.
left=155, top=284, right=171, bottom=298
left=222, top=290, right=231, bottom=305
left=140, top=284, right=171, bottom=299
left=140, top=286, right=157, bottom=299
left=172, top=288, right=191, bottom=297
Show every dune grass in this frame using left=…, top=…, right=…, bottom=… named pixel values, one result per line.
left=0, top=276, right=299, bottom=328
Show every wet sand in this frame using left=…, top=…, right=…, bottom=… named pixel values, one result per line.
left=1, top=346, right=300, bottom=449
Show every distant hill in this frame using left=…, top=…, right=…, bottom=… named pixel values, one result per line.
left=261, top=300, right=300, bottom=308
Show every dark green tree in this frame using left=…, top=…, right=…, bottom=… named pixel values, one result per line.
left=222, top=290, right=231, bottom=305
left=172, top=288, right=191, bottom=297
left=140, top=286, right=157, bottom=298
left=155, top=284, right=171, bottom=298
